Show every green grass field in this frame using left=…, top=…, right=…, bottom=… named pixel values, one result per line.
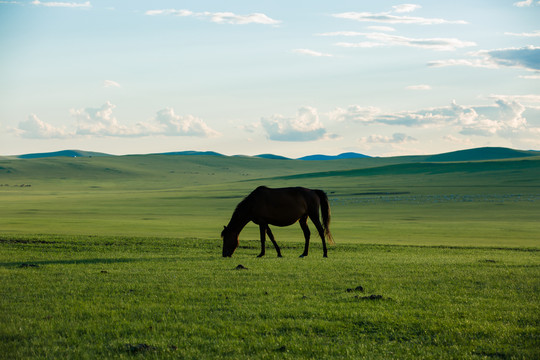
left=1, top=151, right=539, bottom=359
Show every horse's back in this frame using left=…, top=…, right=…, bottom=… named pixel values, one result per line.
left=250, top=186, right=314, bottom=226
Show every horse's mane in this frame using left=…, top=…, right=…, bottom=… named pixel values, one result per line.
left=233, top=186, right=266, bottom=215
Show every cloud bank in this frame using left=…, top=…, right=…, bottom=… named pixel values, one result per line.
left=16, top=102, right=220, bottom=139
left=331, top=97, right=536, bottom=138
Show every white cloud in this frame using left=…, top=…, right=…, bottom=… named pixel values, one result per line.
left=332, top=11, right=467, bottom=25
left=392, top=4, right=422, bottom=13
left=20, top=102, right=222, bottom=138
left=335, top=32, right=475, bottom=51
left=103, top=80, right=121, bottom=88
left=261, top=107, right=328, bottom=141
left=335, top=41, right=385, bottom=48
left=152, top=108, right=220, bottom=137
left=329, top=105, right=381, bottom=123
left=442, top=134, right=474, bottom=146
left=519, top=74, right=540, bottom=79
left=205, top=12, right=280, bottom=25
left=323, top=31, right=475, bottom=51
left=505, top=30, right=540, bottom=37
left=427, top=58, right=499, bottom=69
left=72, top=101, right=136, bottom=137
left=292, top=49, right=333, bottom=57
left=145, top=9, right=280, bottom=25
left=318, top=31, right=365, bottom=37
left=360, top=133, right=417, bottom=144
left=513, top=0, right=533, bottom=7
left=145, top=9, right=193, bottom=16
left=331, top=97, right=536, bottom=138
left=366, top=26, right=396, bottom=32
left=17, top=114, right=70, bottom=139
left=489, top=94, right=540, bottom=104
left=406, top=84, right=432, bottom=90
left=31, top=0, right=90, bottom=8
left=429, top=46, right=540, bottom=71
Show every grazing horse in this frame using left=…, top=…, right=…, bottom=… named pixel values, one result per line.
left=221, top=186, right=334, bottom=258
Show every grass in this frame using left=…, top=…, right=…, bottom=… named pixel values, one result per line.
left=1, top=235, right=538, bottom=359
left=0, top=153, right=539, bottom=358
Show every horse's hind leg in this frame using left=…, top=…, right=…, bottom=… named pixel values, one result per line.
left=266, top=226, right=282, bottom=257
left=299, top=215, right=311, bottom=257
left=309, top=213, right=328, bottom=258
left=257, top=224, right=266, bottom=257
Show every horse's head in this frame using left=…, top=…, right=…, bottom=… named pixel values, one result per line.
left=221, top=226, right=238, bottom=257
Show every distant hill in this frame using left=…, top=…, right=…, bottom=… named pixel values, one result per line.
left=425, top=147, right=537, bottom=162
left=298, top=152, right=371, bottom=161
left=155, top=151, right=224, bottom=157
left=254, top=154, right=291, bottom=160
left=17, top=150, right=110, bottom=159
left=13, top=147, right=538, bottom=161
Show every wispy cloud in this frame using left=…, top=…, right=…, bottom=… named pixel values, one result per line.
left=513, top=0, right=534, bottom=7
left=392, top=4, right=422, bottom=13
left=360, top=133, right=417, bottom=144
left=366, top=26, right=396, bottom=32
left=332, top=32, right=475, bottom=51
left=31, top=0, right=91, bottom=8
left=145, top=9, right=281, bottom=25
left=406, top=84, right=432, bottom=90
left=292, top=49, right=333, bottom=57
left=332, top=10, right=467, bottom=25
left=429, top=46, right=540, bottom=71
left=519, top=74, right=540, bottom=79
left=103, top=80, right=121, bottom=88
left=261, top=107, right=329, bottom=141
left=504, top=30, right=540, bottom=37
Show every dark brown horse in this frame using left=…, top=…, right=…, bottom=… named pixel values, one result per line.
left=221, top=186, right=334, bottom=257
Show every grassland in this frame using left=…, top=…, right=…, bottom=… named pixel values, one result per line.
left=0, top=151, right=539, bottom=359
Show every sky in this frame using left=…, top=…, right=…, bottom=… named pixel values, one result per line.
left=1, top=0, right=539, bottom=157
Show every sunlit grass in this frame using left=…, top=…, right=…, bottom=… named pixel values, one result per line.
left=1, top=236, right=538, bottom=359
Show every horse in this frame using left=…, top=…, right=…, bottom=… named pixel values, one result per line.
left=221, top=186, right=334, bottom=258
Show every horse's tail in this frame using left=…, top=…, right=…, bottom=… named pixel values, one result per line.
left=314, top=189, right=335, bottom=245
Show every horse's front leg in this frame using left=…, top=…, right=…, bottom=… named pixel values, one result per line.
left=257, top=224, right=266, bottom=257
left=266, top=226, right=282, bottom=257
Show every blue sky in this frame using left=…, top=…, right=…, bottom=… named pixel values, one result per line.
left=1, top=0, right=539, bottom=157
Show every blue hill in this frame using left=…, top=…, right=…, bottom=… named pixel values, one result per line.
left=298, top=152, right=370, bottom=161
left=18, top=150, right=110, bottom=159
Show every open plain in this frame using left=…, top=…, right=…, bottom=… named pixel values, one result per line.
left=1, top=149, right=539, bottom=359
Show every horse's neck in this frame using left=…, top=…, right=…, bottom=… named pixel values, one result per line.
left=228, top=208, right=250, bottom=233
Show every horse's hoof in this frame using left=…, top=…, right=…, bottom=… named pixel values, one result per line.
left=277, top=255, right=283, bottom=258
left=299, top=254, right=307, bottom=258
left=257, top=254, right=264, bottom=258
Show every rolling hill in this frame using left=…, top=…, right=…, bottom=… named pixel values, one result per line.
left=10, top=146, right=537, bottom=162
